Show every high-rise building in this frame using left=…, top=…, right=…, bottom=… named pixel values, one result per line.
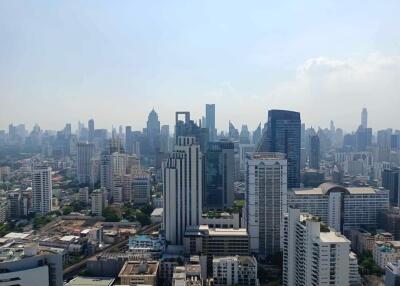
left=175, top=112, right=209, bottom=152
left=245, top=152, right=287, bottom=257
left=257, top=110, right=301, bottom=188
left=147, top=109, right=161, bottom=137
left=361, top=107, right=368, bottom=129
left=205, top=104, right=216, bottom=140
left=163, top=136, right=203, bottom=245
left=382, top=167, right=400, bottom=207
left=77, top=142, right=95, bottom=185
left=88, top=119, right=95, bottom=143
left=204, top=141, right=235, bottom=210
left=91, top=188, right=108, bottom=216
left=32, top=166, right=52, bottom=214
left=283, top=208, right=359, bottom=286
left=309, top=135, right=320, bottom=169
left=132, top=175, right=151, bottom=204
left=288, top=183, right=389, bottom=236
left=125, top=126, right=133, bottom=154
left=252, top=123, right=262, bottom=146
left=239, top=125, right=250, bottom=144
left=228, top=121, right=239, bottom=141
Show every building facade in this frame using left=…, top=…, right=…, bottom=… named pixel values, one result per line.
left=32, top=166, right=52, bottom=214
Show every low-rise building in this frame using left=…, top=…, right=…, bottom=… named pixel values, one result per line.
left=118, top=260, right=159, bottom=286
left=351, top=228, right=393, bottom=254
left=128, top=234, right=166, bottom=259
left=200, top=211, right=241, bottom=228
left=212, top=256, right=259, bottom=286
left=373, top=241, right=400, bottom=269
left=65, top=276, right=115, bottom=286
left=151, top=208, right=163, bottom=224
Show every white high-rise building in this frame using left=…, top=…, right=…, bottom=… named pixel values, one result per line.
left=212, top=256, right=259, bottom=286
left=288, top=183, right=389, bottom=235
left=245, top=152, right=287, bottom=257
left=361, top=107, right=368, bottom=129
left=283, top=208, right=359, bottom=286
left=163, top=136, right=203, bottom=245
left=77, top=142, right=95, bottom=185
left=32, top=166, right=52, bottom=214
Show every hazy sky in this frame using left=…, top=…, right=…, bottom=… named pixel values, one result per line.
left=1, top=1, right=400, bottom=133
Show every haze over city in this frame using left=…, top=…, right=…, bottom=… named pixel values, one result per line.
left=1, top=1, right=400, bottom=131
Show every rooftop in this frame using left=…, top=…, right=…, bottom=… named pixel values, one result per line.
left=293, top=183, right=382, bottom=196
left=319, top=231, right=349, bottom=243
left=118, top=260, right=159, bottom=277
left=65, top=277, right=115, bottom=286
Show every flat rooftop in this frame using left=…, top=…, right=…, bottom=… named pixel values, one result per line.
left=319, top=232, right=349, bottom=243
left=119, top=261, right=159, bottom=277
left=65, top=277, right=115, bottom=286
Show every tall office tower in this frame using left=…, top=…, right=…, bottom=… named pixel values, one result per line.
left=147, top=109, right=161, bottom=136
left=283, top=208, right=358, bottom=286
left=246, top=152, right=287, bottom=257
left=382, top=167, right=400, bottom=207
left=88, top=119, right=94, bottom=143
left=239, top=125, right=251, bottom=144
left=204, top=141, right=234, bottom=210
left=160, top=124, right=170, bottom=153
left=32, top=166, right=52, bottom=214
left=132, top=175, right=151, bottom=204
left=288, top=183, right=389, bottom=235
left=252, top=123, right=262, bottom=146
left=205, top=104, right=216, bottom=140
left=175, top=112, right=209, bottom=152
left=257, top=110, right=301, bottom=188
left=8, top=191, right=21, bottom=218
left=228, top=121, right=239, bottom=141
left=163, top=136, right=203, bottom=245
left=361, top=107, right=368, bottom=129
left=125, top=126, right=133, bottom=154
left=77, top=142, right=95, bottom=185
left=309, top=135, right=320, bottom=169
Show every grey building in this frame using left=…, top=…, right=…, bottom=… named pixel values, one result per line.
left=205, top=104, right=216, bottom=140
left=203, top=141, right=234, bottom=210
left=257, top=110, right=301, bottom=188
left=309, top=135, right=320, bottom=170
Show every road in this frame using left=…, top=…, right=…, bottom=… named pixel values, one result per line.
left=63, top=223, right=160, bottom=281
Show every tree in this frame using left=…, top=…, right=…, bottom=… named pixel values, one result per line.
left=102, top=207, right=121, bottom=222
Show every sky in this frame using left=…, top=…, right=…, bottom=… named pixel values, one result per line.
left=0, top=0, right=400, bottom=133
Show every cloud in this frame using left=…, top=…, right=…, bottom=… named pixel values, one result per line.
left=267, top=53, right=400, bottom=131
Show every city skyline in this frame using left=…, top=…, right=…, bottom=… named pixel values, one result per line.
left=1, top=1, right=400, bottom=131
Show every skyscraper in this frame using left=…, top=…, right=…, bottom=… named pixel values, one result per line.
left=77, top=142, right=95, bottom=185
left=283, top=208, right=358, bottom=286
left=147, top=109, right=161, bottom=136
left=361, top=107, right=368, bottom=129
left=246, top=152, right=287, bottom=257
left=32, top=166, right=52, bottom=214
left=382, top=167, right=400, bottom=207
left=88, top=119, right=95, bottom=143
left=175, top=112, right=209, bottom=152
left=204, top=141, right=235, bottom=210
left=205, top=104, right=216, bottom=140
left=309, top=135, right=320, bottom=170
left=163, top=136, right=203, bottom=245
left=257, top=110, right=301, bottom=188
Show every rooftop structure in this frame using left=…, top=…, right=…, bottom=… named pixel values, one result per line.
left=65, top=276, right=115, bottom=286
left=118, top=260, right=159, bottom=286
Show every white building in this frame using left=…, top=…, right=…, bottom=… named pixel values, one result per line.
left=212, top=256, right=259, bottom=286
left=163, top=137, right=203, bottom=245
left=76, top=142, right=95, bottom=185
left=283, top=208, right=359, bottom=286
left=288, top=183, right=389, bottom=235
left=245, top=152, right=287, bottom=257
left=373, top=241, right=400, bottom=269
left=91, top=188, right=107, bottom=216
left=32, top=166, right=52, bottom=214
left=78, top=187, right=89, bottom=204
left=0, top=242, right=63, bottom=286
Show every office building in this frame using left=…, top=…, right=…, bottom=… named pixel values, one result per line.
left=8, top=191, right=21, bottom=218
left=163, top=136, right=203, bottom=245
left=78, top=187, right=89, bottom=205
left=0, top=243, right=63, bottom=286
left=288, top=183, right=389, bottom=236
left=382, top=167, right=400, bottom=207
left=118, top=260, right=159, bottom=286
left=204, top=141, right=234, bottom=210
left=246, top=152, right=287, bottom=257
left=172, top=264, right=203, bottom=286
left=239, top=125, right=251, bottom=144
left=91, top=189, right=107, bottom=216
left=283, top=208, right=358, bottom=286
left=88, top=119, right=95, bottom=143
left=309, top=135, right=320, bottom=169
left=379, top=208, right=400, bottom=240
left=361, top=107, right=368, bottom=129
left=0, top=199, right=8, bottom=223
left=32, top=166, right=52, bottom=214
left=212, top=256, right=258, bottom=286
left=77, top=142, right=95, bottom=185
left=175, top=112, right=209, bottom=152
left=257, top=110, right=301, bottom=188
left=205, top=104, right=216, bottom=140
left=132, top=175, right=151, bottom=204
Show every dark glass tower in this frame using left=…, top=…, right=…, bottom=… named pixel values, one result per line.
left=204, top=141, right=234, bottom=210
left=257, top=110, right=301, bottom=188
left=309, top=135, right=320, bottom=170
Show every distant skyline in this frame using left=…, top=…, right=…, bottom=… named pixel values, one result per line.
left=1, top=1, right=400, bottom=132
